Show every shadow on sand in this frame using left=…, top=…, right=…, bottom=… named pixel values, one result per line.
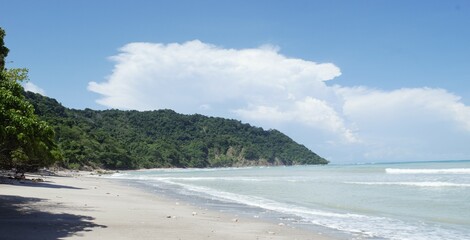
left=0, top=176, right=83, bottom=190
left=0, top=195, right=107, bottom=240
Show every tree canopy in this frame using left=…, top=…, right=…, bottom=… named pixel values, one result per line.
left=26, top=92, right=328, bottom=170
left=0, top=27, right=62, bottom=171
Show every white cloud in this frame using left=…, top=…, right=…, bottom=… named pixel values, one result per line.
left=88, top=40, right=341, bottom=111
left=88, top=40, right=350, bottom=141
left=235, top=97, right=358, bottom=143
left=23, top=81, right=46, bottom=95
left=338, top=87, right=470, bottom=134
left=335, top=87, right=470, bottom=161
left=88, top=40, right=470, bottom=162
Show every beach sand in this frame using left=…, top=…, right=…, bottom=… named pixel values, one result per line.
left=0, top=172, right=334, bottom=240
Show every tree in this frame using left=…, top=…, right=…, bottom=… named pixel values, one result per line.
left=0, top=27, right=62, bottom=172
left=0, top=28, right=9, bottom=70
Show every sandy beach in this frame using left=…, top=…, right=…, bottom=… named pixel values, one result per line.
left=0, top=172, right=333, bottom=240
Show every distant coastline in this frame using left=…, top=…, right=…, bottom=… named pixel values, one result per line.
left=25, top=91, right=328, bottom=170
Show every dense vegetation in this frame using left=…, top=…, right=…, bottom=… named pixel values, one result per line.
left=25, top=92, right=328, bottom=169
left=0, top=27, right=326, bottom=171
left=0, top=28, right=62, bottom=172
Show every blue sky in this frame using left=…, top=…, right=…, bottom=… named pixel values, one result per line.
left=2, top=0, right=470, bottom=163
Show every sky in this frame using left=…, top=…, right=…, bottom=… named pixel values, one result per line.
left=2, top=0, right=470, bottom=163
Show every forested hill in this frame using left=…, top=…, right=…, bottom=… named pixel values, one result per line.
left=25, top=92, right=328, bottom=169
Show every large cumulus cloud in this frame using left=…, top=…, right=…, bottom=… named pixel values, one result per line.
left=88, top=40, right=470, bottom=162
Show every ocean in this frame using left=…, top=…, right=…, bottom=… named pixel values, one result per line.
left=108, top=160, right=470, bottom=240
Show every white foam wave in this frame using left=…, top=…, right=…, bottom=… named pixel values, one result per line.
left=108, top=175, right=264, bottom=182
left=107, top=174, right=314, bottom=183
left=135, top=166, right=254, bottom=173
left=160, top=176, right=267, bottom=182
left=158, top=179, right=368, bottom=220
left=386, top=168, right=470, bottom=175
left=346, top=181, right=470, bottom=188
left=151, top=178, right=466, bottom=240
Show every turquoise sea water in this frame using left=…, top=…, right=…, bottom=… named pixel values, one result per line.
left=109, top=160, right=470, bottom=240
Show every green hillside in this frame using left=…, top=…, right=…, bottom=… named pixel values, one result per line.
left=25, top=92, right=328, bottom=170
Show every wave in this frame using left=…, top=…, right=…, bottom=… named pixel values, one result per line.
left=151, top=176, right=266, bottom=182
left=144, top=178, right=467, bottom=240
left=385, top=168, right=470, bottom=175
left=107, top=173, right=315, bottom=183
left=134, top=166, right=254, bottom=173
left=346, top=181, right=470, bottom=188
left=107, top=174, right=269, bottom=183
left=149, top=179, right=383, bottom=223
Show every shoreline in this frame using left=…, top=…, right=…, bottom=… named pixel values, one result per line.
left=0, top=172, right=335, bottom=240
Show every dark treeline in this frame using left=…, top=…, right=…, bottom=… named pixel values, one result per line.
left=25, top=92, right=328, bottom=170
